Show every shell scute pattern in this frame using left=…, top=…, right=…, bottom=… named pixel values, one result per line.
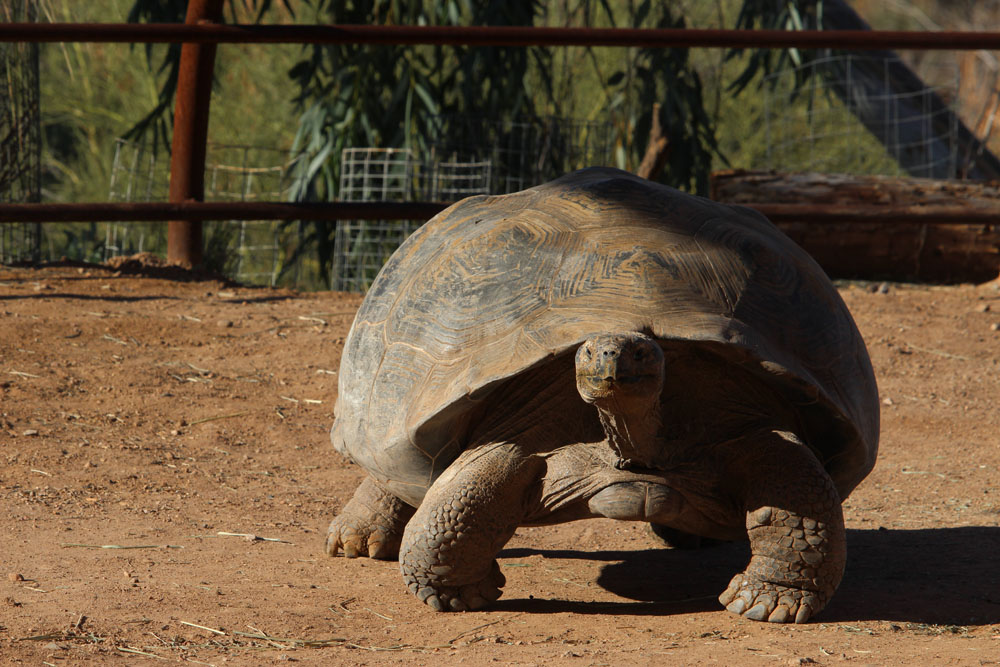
left=332, top=168, right=878, bottom=505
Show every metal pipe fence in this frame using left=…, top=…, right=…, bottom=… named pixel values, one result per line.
left=3, top=22, right=1000, bottom=277
left=4, top=24, right=1000, bottom=51
left=1, top=201, right=996, bottom=225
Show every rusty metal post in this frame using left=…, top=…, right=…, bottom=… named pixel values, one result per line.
left=166, top=0, right=224, bottom=268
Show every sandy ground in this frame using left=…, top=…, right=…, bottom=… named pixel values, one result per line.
left=1, top=261, right=999, bottom=666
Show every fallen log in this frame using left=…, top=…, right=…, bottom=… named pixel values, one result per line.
left=711, top=170, right=1000, bottom=283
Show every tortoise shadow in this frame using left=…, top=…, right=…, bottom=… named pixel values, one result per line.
left=496, top=526, right=1000, bottom=625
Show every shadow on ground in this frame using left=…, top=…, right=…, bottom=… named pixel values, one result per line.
left=498, top=527, right=1000, bottom=625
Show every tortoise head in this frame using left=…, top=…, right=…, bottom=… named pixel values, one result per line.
left=574, top=332, right=665, bottom=406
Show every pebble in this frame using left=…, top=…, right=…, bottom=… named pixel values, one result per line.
left=7, top=573, right=23, bottom=582
left=977, top=303, right=991, bottom=312
left=992, top=323, right=1000, bottom=332
left=882, top=397, right=894, bottom=406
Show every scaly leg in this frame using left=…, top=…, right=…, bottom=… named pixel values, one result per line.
left=326, top=476, right=414, bottom=559
left=399, top=444, right=539, bottom=611
left=718, top=431, right=846, bottom=623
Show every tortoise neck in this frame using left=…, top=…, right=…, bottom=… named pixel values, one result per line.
left=593, top=397, right=663, bottom=470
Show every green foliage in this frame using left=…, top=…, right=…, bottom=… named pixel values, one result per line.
left=728, top=0, right=825, bottom=94
left=43, top=0, right=916, bottom=289
left=285, top=0, right=550, bottom=203
left=629, top=4, right=721, bottom=194
left=282, top=0, right=562, bottom=286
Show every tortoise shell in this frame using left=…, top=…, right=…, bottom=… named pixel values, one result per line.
left=331, top=167, right=878, bottom=506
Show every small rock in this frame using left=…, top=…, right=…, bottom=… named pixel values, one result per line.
left=22, top=429, right=38, bottom=437
left=43, top=642, right=67, bottom=651
left=788, top=659, right=818, bottom=666
left=976, top=303, right=991, bottom=312
left=882, top=397, right=894, bottom=406
left=218, top=320, right=234, bottom=328
left=7, top=572, right=23, bottom=582
left=877, top=281, right=890, bottom=294
left=991, top=322, right=1000, bottom=332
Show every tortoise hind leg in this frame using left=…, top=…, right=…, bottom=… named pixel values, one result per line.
left=326, top=476, right=415, bottom=559
left=718, top=430, right=846, bottom=624
left=399, top=443, right=540, bottom=611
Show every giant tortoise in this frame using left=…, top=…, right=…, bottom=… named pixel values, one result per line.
left=326, top=167, right=879, bottom=623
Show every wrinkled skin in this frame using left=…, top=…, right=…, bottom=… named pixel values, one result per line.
left=328, top=332, right=846, bottom=623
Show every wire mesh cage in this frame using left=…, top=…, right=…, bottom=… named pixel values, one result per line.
left=428, top=159, right=493, bottom=201
left=762, top=53, right=962, bottom=178
left=339, top=147, right=419, bottom=202
left=0, top=0, right=41, bottom=264
left=329, top=117, right=612, bottom=293
left=108, top=139, right=306, bottom=285
left=334, top=148, right=427, bottom=292
left=428, top=115, right=615, bottom=194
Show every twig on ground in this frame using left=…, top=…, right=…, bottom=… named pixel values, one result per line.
left=217, top=532, right=292, bottom=544
left=902, top=343, right=972, bottom=361
left=30, top=469, right=52, bottom=476
left=232, top=630, right=347, bottom=647
left=9, top=370, right=40, bottom=378
left=117, top=646, right=166, bottom=659
left=448, top=617, right=508, bottom=644
left=180, top=621, right=226, bottom=636
left=190, top=411, right=249, bottom=426
left=364, top=607, right=393, bottom=621
left=298, top=316, right=328, bottom=326
left=246, top=625, right=286, bottom=649
left=60, top=543, right=184, bottom=550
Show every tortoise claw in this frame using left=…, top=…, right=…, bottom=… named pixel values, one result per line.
left=405, top=561, right=506, bottom=612
left=325, top=477, right=414, bottom=560
left=719, top=573, right=821, bottom=624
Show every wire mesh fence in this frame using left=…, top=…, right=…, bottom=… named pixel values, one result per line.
left=107, top=139, right=308, bottom=286
left=428, top=114, right=615, bottom=194
left=762, top=53, right=962, bottom=178
left=333, top=148, right=494, bottom=292
left=0, top=0, right=41, bottom=264
left=330, top=116, right=612, bottom=291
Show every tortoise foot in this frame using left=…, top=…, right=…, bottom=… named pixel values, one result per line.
left=404, top=560, right=506, bottom=612
left=326, top=477, right=414, bottom=559
left=718, top=573, right=824, bottom=623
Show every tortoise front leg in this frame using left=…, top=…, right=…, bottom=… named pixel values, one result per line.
left=718, top=430, right=846, bottom=623
left=326, top=476, right=415, bottom=559
left=399, top=443, right=540, bottom=611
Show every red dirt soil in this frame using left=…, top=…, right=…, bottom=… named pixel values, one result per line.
left=1, top=262, right=999, bottom=665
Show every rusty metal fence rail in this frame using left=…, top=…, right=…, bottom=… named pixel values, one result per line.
left=3, top=21, right=1000, bottom=269
left=6, top=24, right=1000, bottom=50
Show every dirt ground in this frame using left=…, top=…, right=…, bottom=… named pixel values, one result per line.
left=1, top=260, right=999, bottom=666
